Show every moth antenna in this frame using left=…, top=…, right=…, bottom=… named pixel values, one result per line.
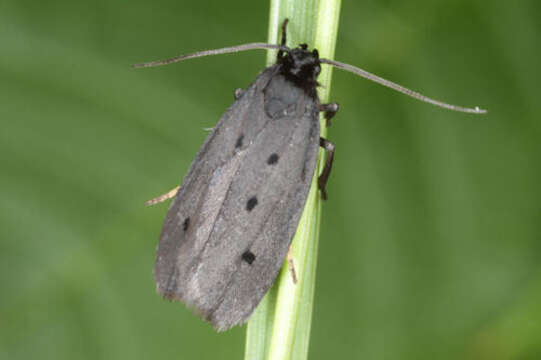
left=133, top=43, right=289, bottom=68
left=320, top=58, right=487, bottom=114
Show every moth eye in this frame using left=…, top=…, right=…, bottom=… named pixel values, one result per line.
left=235, top=134, right=244, bottom=149
left=183, top=217, right=190, bottom=231
left=242, top=250, right=256, bottom=265
left=246, top=196, right=258, bottom=211
left=267, top=153, right=279, bottom=165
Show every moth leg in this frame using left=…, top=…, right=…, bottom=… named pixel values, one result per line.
left=318, top=137, right=335, bottom=201
left=145, top=186, right=180, bottom=206
left=234, top=88, right=243, bottom=100
left=277, top=18, right=289, bottom=60
left=319, top=102, right=339, bottom=127
left=287, top=246, right=298, bottom=284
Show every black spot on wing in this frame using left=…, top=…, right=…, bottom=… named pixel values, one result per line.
left=246, top=196, right=258, bottom=211
left=300, top=164, right=306, bottom=181
left=242, top=251, right=256, bottom=265
left=235, top=134, right=244, bottom=149
left=183, top=217, right=190, bottom=231
left=267, top=153, right=279, bottom=165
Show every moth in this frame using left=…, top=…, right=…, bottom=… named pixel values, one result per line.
left=134, top=19, right=485, bottom=331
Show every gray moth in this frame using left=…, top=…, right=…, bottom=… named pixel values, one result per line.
left=135, top=19, right=486, bottom=331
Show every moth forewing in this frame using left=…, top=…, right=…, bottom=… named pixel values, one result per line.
left=155, top=64, right=320, bottom=330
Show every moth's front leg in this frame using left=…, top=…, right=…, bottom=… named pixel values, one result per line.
left=318, top=137, right=335, bottom=200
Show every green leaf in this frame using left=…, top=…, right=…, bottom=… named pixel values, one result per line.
left=245, top=1, right=342, bottom=360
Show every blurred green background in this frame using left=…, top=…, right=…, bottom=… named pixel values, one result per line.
left=1, top=0, right=540, bottom=359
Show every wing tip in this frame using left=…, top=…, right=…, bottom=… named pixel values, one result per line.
left=156, top=286, right=245, bottom=331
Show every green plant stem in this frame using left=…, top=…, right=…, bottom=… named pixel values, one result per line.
left=244, top=1, right=341, bottom=360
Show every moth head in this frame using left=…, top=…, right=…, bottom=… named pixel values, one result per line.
left=280, top=45, right=321, bottom=85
